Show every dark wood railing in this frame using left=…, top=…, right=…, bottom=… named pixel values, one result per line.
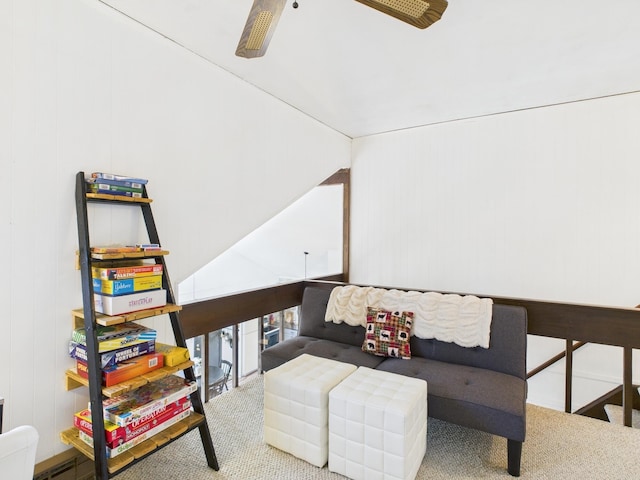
left=487, top=293, right=640, bottom=424
left=526, top=342, right=588, bottom=379
left=180, top=282, right=307, bottom=339
left=180, top=276, right=343, bottom=338
left=181, top=279, right=640, bottom=426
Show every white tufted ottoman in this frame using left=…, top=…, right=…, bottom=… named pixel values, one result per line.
left=328, top=367, right=427, bottom=480
left=263, top=354, right=357, bottom=467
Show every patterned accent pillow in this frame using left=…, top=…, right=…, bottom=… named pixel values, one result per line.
left=361, top=307, right=413, bottom=359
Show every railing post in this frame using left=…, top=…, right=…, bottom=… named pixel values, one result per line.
left=565, top=339, right=573, bottom=413
left=233, top=324, right=240, bottom=388
left=203, top=332, right=211, bottom=403
left=258, top=316, right=265, bottom=372
left=623, top=346, right=633, bottom=427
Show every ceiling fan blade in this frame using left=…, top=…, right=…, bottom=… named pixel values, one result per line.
left=236, top=0, right=287, bottom=58
left=354, top=0, right=448, bottom=29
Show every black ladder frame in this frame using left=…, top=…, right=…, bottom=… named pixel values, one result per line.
left=74, top=171, right=218, bottom=479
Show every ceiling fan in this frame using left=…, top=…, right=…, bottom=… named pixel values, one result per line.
left=235, top=0, right=448, bottom=58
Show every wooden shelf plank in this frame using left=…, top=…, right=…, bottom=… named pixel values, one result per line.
left=90, top=250, right=169, bottom=261
left=86, top=193, right=152, bottom=204
left=65, top=360, right=195, bottom=397
left=65, top=374, right=85, bottom=391
left=72, top=304, right=182, bottom=327
left=74, top=250, right=169, bottom=269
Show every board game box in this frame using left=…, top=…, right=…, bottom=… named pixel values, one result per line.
left=71, top=323, right=157, bottom=353
left=92, top=264, right=163, bottom=280
left=92, top=275, right=163, bottom=296
left=94, top=289, right=167, bottom=315
left=89, top=172, right=149, bottom=184
left=91, top=246, right=141, bottom=254
left=76, top=352, right=164, bottom=387
left=155, top=343, right=190, bottom=367
left=69, top=340, right=156, bottom=370
left=87, top=180, right=143, bottom=193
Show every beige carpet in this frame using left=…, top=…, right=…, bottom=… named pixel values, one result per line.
left=115, top=376, right=640, bottom=479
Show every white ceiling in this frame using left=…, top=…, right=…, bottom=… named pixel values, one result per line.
left=100, top=0, right=640, bottom=138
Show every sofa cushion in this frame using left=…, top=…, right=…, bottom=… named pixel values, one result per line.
left=261, top=336, right=387, bottom=371
left=362, top=308, right=413, bottom=359
left=408, top=303, right=528, bottom=379
left=299, top=287, right=365, bottom=347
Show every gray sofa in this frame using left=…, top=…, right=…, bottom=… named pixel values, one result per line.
left=261, top=285, right=528, bottom=476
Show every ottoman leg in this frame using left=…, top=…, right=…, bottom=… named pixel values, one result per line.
left=507, top=439, right=522, bottom=477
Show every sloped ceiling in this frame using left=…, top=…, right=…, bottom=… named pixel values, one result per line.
left=100, top=0, right=640, bottom=138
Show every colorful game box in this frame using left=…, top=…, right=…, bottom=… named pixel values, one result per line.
left=71, top=322, right=157, bottom=353
left=92, top=264, right=163, bottom=281
left=69, top=340, right=156, bottom=370
left=102, top=375, right=197, bottom=427
left=155, top=343, right=190, bottom=367
left=92, top=275, right=163, bottom=296
left=71, top=323, right=157, bottom=353
left=76, top=352, right=164, bottom=387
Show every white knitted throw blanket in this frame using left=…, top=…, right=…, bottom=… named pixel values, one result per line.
left=324, top=285, right=493, bottom=349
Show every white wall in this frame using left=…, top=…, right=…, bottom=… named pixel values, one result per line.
left=1, top=0, right=349, bottom=463
left=350, top=92, right=640, bottom=410
left=179, top=184, right=343, bottom=303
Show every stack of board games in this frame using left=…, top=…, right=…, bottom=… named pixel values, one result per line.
left=68, top=318, right=191, bottom=389
left=69, top=341, right=189, bottom=371
left=91, top=261, right=167, bottom=315
left=85, top=171, right=148, bottom=199
left=70, top=322, right=163, bottom=386
left=74, top=375, right=195, bottom=458
left=75, top=398, right=192, bottom=458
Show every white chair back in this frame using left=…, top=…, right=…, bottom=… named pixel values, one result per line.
left=0, top=425, right=39, bottom=480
